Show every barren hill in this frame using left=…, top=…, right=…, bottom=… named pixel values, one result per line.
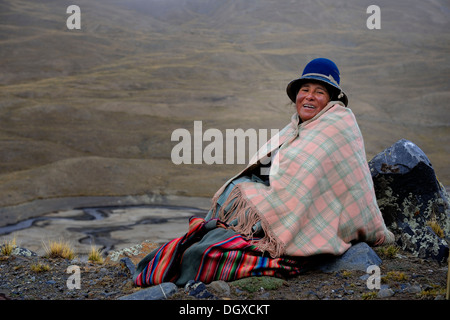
left=0, top=0, right=449, bottom=209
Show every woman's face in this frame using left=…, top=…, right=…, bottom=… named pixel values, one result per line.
left=296, top=82, right=330, bottom=121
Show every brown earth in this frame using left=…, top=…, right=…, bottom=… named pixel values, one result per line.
left=0, top=244, right=447, bottom=301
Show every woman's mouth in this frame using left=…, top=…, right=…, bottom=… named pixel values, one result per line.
left=303, top=104, right=316, bottom=109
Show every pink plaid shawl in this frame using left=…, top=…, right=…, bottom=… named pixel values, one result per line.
left=211, top=102, right=394, bottom=258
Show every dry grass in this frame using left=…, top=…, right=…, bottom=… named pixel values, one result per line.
left=1, top=236, right=17, bottom=256
left=30, top=262, right=51, bottom=272
left=426, top=219, right=444, bottom=239
left=88, top=245, right=104, bottom=264
left=375, top=245, right=400, bottom=259
left=419, top=285, right=446, bottom=298
left=382, top=271, right=409, bottom=283
left=43, top=239, right=76, bottom=260
left=361, top=291, right=377, bottom=300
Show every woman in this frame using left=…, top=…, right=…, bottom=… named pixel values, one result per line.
left=134, top=58, right=394, bottom=286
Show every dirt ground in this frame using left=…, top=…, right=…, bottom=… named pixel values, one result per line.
left=0, top=246, right=448, bottom=301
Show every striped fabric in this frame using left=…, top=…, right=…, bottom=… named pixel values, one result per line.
left=210, top=102, right=394, bottom=258
left=134, top=217, right=304, bottom=286
left=134, top=217, right=205, bottom=286
left=194, top=228, right=302, bottom=284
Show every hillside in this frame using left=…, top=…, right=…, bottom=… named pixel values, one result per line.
left=0, top=0, right=449, bottom=210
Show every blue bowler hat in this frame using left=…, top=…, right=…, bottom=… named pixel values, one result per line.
left=286, top=58, right=348, bottom=106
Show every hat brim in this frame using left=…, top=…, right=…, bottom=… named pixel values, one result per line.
left=286, top=76, right=348, bottom=107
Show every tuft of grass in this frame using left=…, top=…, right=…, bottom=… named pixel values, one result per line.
left=419, top=285, right=446, bottom=298
left=30, top=262, right=51, bottom=272
left=426, top=219, right=444, bottom=238
left=382, top=271, right=409, bottom=283
left=361, top=291, right=377, bottom=300
left=88, top=245, right=104, bottom=264
left=341, top=270, right=352, bottom=278
left=43, top=239, right=76, bottom=260
left=375, top=245, right=400, bottom=259
left=1, top=236, right=17, bottom=256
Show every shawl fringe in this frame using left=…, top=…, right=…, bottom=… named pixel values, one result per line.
left=211, top=185, right=286, bottom=258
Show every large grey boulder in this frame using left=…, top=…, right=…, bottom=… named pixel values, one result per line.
left=368, top=139, right=450, bottom=263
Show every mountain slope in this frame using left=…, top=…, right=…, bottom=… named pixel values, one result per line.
left=0, top=0, right=448, bottom=208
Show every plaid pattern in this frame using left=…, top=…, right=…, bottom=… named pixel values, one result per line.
left=134, top=217, right=304, bottom=286
left=211, top=103, right=394, bottom=258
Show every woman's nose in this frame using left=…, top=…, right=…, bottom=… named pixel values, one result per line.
left=305, top=92, right=315, bottom=100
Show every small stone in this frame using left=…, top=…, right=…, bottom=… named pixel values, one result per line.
left=405, top=284, right=421, bottom=293
left=11, top=247, right=37, bottom=257
left=207, top=280, right=230, bottom=297
left=184, top=280, right=199, bottom=293
left=259, top=292, right=270, bottom=299
left=359, top=274, right=370, bottom=281
left=306, top=290, right=320, bottom=299
left=105, top=240, right=159, bottom=266
left=120, top=257, right=136, bottom=275
left=345, top=289, right=354, bottom=295
left=184, top=280, right=214, bottom=299
left=118, top=282, right=178, bottom=300
left=377, top=288, right=394, bottom=298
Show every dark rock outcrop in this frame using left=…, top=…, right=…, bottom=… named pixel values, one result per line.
left=369, top=139, right=450, bottom=263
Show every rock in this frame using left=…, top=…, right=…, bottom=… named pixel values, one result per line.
left=0, top=293, right=11, bottom=300
left=404, top=284, right=422, bottom=294
left=369, top=139, right=450, bottom=263
left=377, top=287, right=395, bottom=298
left=104, top=240, right=159, bottom=266
left=118, top=282, right=178, bottom=300
left=184, top=280, right=215, bottom=299
left=318, top=242, right=382, bottom=273
left=207, top=280, right=231, bottom=297
left=119, top=257, right=136, bottom=275
left=306, top=290, right=321, bottom=300
left=0, top=246, right=37, bottom=257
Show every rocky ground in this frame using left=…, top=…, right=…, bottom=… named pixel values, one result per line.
left=0, top=244, right=448, bottom=301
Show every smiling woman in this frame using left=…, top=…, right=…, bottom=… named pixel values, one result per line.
left=286, top=57, right=348, bottom=111
left=133, top=58, right=395, bottom=287
left=295, top=82, right=331, bottom=121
